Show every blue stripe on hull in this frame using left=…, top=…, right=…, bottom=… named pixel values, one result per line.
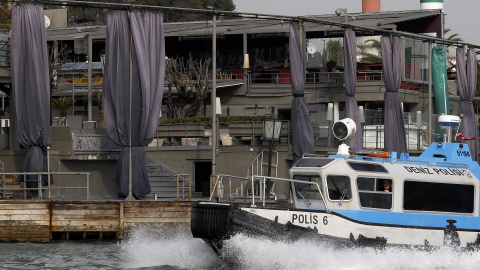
left=331, top=209, right=480, bottom=230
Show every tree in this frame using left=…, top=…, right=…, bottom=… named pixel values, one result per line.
left=93, top=88, right=103, bottom=121
left=359, top=38, right=382, bottom=64
left=66, top=0, right=236, bottom=25
left=165, top=56, right=211, bottom=118
left=322, top=40, right=343, bottom=67
left=0, top=4, right=11, bottom=29
left=444, top=28, right=463, bottom=71
left=48, top=42, right=71, bottom=90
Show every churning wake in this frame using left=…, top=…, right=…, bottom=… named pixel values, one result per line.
left=117, top=227, right=480, bottom=270
left=118, top=226, right=222, bottom=269
left=221, top=233, right=480, bottom=270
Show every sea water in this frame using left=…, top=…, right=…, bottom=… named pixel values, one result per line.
left=1, top=227, right=480, bottom=270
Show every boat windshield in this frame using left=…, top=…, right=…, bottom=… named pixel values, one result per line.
left=326, top=175, right=352, bottom=200
left=292, top=174, right=323, bottom=200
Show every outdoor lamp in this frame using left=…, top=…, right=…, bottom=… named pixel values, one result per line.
left=263, top=116, right=282, bottom=180
left=100, top=51, right=105, bottom=73
left=335, top=8, right=348, bottom=24
left=416, top=111, right=422, bottom=128
left=263, top=118, right=282, bottom=141
left=326, top=103, right=334, bottom=122
left=243, top=54, right=250, bottom=69
left=216, top=97, right=222, bottom=115
left=359, top=106, right=365, bottom=124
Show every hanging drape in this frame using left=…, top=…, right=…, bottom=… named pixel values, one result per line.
left=103, top=12, right=165, bottom=198
left=289, top=22, right=315, bottom=163
left=11, top=4, right=51, bottom=190
left=456, top=47, right=477, bottom=161
left=381, top=36, right=407, bottom=154
left=343, top=29, right=362, bottom=152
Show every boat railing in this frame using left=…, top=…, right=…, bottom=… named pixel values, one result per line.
left=390, top=159, right=430, bottom=166
left=210, top=174, right=330, bottom=212
left=389, top=159, right=469, bottom=169
left=431, top=162, right=469, bottom=169
left=302, top=153, right=329, bottom=158
left=210, top=174, right=249, bottom=202
left=345, top=155, right=387, bottom=163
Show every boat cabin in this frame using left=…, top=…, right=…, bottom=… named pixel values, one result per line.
left=290, top=142, right=480, bottom=227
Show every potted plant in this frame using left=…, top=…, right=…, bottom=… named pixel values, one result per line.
left=52, top=97, right=75, bottom=125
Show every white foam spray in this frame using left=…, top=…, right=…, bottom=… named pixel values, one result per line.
left=221, top=233, right=480, bottom=270
left=118, top=226, right=222, bottom=269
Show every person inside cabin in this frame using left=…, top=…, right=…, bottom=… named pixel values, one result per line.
left=326, top=60, right=337, bottom=72
left=382, top=179, right=392, bottom=194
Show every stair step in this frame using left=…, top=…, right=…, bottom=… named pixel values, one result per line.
left=150, top=186, right=178, bottom=192
left=147, top=171, right=175, bottom=177
left=149, top=181, right=177, bottom=187
left=148, top=176, right=177, bottom=182
left=145, top=191, right=202, bottom=199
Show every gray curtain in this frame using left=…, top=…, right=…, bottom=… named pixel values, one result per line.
left=289, top=23, right=315, bottom=163
left=381, top=36, right=407, bottom=154
left=103, top=12, right=165, bottom=198
left=343, top=29, right=362, bottom=152
left=11, top=5, right=51, bottom=189
left=456, top=47, right=477, bottom=161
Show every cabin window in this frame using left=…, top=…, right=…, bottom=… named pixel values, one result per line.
left=403, top=181, right=474, bottom=214
left=357, top=177, right=393, bottom=209
left=292, top=174, right=323, bottom=200
left=326, top=175, right=352, bottom=201
left=347, top=162, right=388, bottom=173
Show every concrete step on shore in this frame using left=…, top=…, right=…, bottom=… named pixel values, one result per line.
left=145, top=190, right=202, bottom=199
left=149, top=181, right=177, bottom=187
left=148, top=176, right=177, bottom=182
left=150, top=186, right=177, bottom=192
left=146, top=170, right=176, bottom=177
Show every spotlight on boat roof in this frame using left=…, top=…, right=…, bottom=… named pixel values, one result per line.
left=333, top=118, right=356, bottom=141
left=333, top=118, right=356, bottom=155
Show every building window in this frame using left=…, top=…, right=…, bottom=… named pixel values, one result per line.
left=404, top=181, right=474, bottom=214
left=357, top=177, right=393, bottom=209
left=293, top=174, right=323, bottom=200
left=326, top=175, right=352, bottom=201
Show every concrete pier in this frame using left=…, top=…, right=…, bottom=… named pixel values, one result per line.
left=0, top=200, right=192, bottom=242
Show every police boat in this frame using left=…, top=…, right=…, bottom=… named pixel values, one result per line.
left=191, top=115, right=480, bottom=253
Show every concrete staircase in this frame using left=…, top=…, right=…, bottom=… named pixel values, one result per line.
left=145, top=155, right=202, bottom=200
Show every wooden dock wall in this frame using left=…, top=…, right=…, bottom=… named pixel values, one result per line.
left=0, top=201, right=192, bottom=242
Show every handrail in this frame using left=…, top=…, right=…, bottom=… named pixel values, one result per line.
left=302, top=153, right=330, bottom=159
left=251, top=175, right=330, bottom=211
left=390, top=159, right=430, bottom=166
left=0, top=172, right=90, bottom=200
left=210, top=174, right=330, bottom=212
left=431, top=162, right=469, bottom=169
left=247, top=149, right=278, bottom=179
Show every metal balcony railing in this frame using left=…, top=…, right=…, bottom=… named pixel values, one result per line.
left=74, top=134, right=121, bottom=152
